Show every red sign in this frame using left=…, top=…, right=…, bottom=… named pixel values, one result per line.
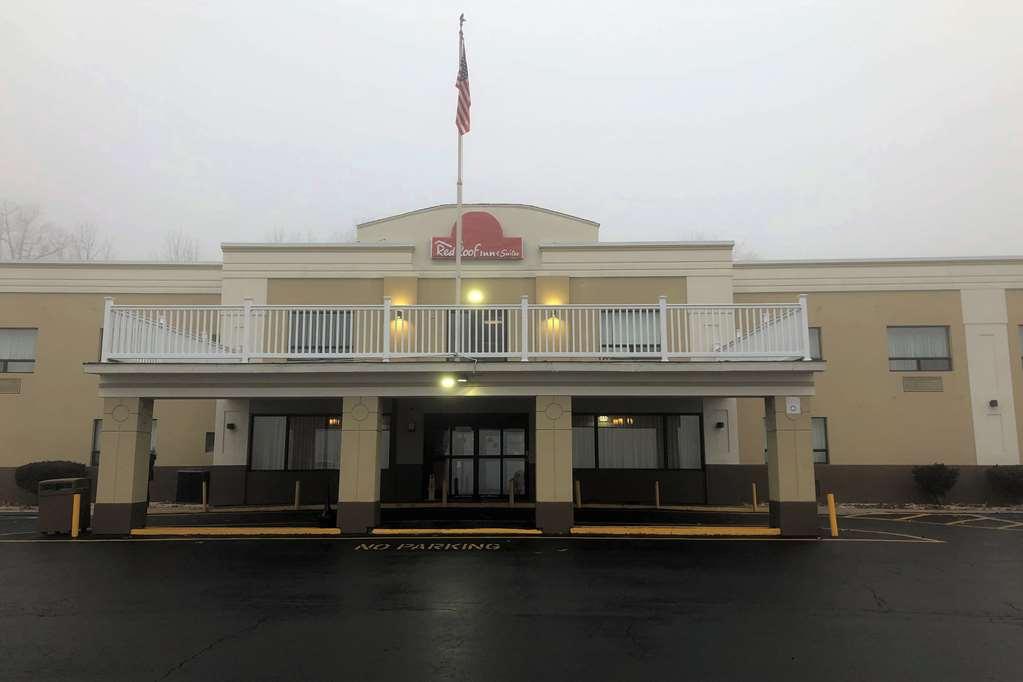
left=431, top=211, right=523, bottom=260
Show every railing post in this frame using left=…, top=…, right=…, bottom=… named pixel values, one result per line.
left=520, top=295, right=529, bottom=362
left=101, top=297, right=114, bottom=362
left=658, top=295, right=669, bottom=362
left=799, top=294, right=812, bottom=360
left=382, top=296, right=391, bottom=362
left=241, top=297, right=253, bottom=362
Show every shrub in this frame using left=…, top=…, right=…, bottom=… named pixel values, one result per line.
left=14, top=461, right=89, bottom=495
left=912, top=463, right=960, bottom=504
left=987, top=465, right=1023, bottom=502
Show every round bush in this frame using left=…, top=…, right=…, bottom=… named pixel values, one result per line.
left=912, top=463, right=960, bottom=504
left=987, top=465, right=1023, bottom=502
left=14, top=461, right=89, bottom=495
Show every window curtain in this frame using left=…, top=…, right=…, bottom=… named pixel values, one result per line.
left=0, top=329, right=36, bottom=359
left=289, top=416, right=340, bottom=469
left=600, top=310, right=660, bottom=353
left=887, top=327, right=948, bottom=358
left=811, top=417, right=828, bottom=464
left=251, top=416, right=287, bottom=470
left=596, top=416, right=661, bottom=468
left=664, top=415, right=702, bottom=469
left=572, top=415, right=595, bottom=467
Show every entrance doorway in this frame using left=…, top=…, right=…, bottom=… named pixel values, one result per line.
left=425, top=414, right=529, bottom=500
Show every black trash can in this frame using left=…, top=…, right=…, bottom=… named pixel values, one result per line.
left=38, top=478, right=92, bottom=534
left=175, top=470, right=210, bottom=504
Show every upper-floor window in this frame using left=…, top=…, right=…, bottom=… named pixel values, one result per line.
left=808, top=327, right=823, bottom=360
left=0, top=328, right=37, bottom=373
left=600, top=309, right=661, bottom=354
left=887, top=326, right=951, bottom=371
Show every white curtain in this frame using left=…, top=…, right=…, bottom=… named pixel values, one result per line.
left=597, top=417, right=660, bottom=468
left=665, top=415, right=702, bottom=469
left=600, top=310, right=660, bottom=352
left=251, top=416, right=287, bottom=470
left=0, top=329, right=36, bottom=359
left=887, top=327, right=948, bottom=358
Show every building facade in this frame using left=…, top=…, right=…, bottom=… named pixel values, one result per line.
left=1, top=204, right=1021, bottom=534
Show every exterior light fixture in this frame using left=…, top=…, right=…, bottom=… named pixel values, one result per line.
left=597, top=415, right=609, bottom=424
left=545, top=311, right=562, bottom=332
left=390, top=309, right=408, bottom=333
left=466, top=289, right=484, bottom=304
left=327, top=417, right=341, bottom=427
left=456, top=375, right=469, bottom=383
left=440, top=375, right=457, bottom=389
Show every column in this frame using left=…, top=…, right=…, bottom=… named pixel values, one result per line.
left=210, top=398, right=250, bottom=505
left=93, top=397, right=154, bottom=535
left=535, top=395, right=574, bottom=534
left=338, top=396, right=381, bottom=534
left=765, top=396, right=818, bottom=536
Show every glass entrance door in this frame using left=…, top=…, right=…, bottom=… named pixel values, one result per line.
left=426, top=414, right=529, bottom=501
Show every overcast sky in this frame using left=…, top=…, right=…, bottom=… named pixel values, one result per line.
left=2, top=1, right=1021, bottom=260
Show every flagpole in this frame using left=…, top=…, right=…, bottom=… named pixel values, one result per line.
left=454, top=15, right=466, bottom=356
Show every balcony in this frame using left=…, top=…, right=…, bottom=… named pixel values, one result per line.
left=99, top=296, right=811, bottom=364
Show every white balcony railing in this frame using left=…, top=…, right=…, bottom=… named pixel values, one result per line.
left=100, top=296, right=812, bottom=363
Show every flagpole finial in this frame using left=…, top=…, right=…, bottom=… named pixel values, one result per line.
left=460, top=13, right=466, bottom=29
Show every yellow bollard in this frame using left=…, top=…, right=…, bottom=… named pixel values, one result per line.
left=70, top=493, right=81, bottom=539
left=293, top=480, right=301, bottom=510
left=655, top=480, right=661, bottom=509
left=752, top=482, right=758, bottom=511
left=827, top=493, right=839, bottom=538
left=574, top=480, right=582, bottom=508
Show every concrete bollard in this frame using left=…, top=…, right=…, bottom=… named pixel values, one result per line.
left=293, top=480, right=301, bottom=510
left=508, top=479, right=515, bottom=506
left=427, top=474, right=436, bottom=502
left=574, top=480, right=582, bottom=508
left=752, top=482, right=758, bottom=511
left=202, top=480, right=208, bottom=513
left=655, top=480, right=661, bottom=509
left=442, top=476, right=448, bottom=506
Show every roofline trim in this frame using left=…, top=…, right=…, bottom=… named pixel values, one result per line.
left=735, top=255, right=1023, bottom=268
left=0, top=260, right=223, bottom=268
left=540, top=241, right=734, bottom=250
left=356, top=203, right=600, bottom=228
left=221, top=242, right=415, bottom=252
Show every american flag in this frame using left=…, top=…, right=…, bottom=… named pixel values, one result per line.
left=455, top=21, right=471, bottom=135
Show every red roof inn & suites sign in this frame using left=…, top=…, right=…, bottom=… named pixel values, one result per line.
left=431, top=211, right=523, bottom=260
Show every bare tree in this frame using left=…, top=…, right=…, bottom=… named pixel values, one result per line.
left=155, top=227, right=201, bottom=262
left=0, top=201, right=67, bottom=260
left=64, top=223, right=114, bottom=260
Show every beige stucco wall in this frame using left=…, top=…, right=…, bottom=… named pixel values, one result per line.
left=570, top=277, right=685, bottom=304
left=1007, top=290, right=1023, bottom=458
left=267, top=278, right=384, bottom=305
left=0, top=292, right=217, bottom=468
left=736, top=290, right=976, bottom=465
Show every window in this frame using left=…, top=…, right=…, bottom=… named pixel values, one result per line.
left=0, top=329, right=37, bottom=373
left=90, top=419, right=103, bottom=466
left=572, top=414, right=702, bottom=470
left=250, top=415, right=341, bottom=470
left=887, top=326, right=951, bottom=371
left=204, top=432, right=215, bottom=454
left=812, top=417, right=829, bottom=463
left=808, top=327, right=823, bottom=360
left=288, top=310, right=352, bottom=355
left=600, top=310, right=661, bottom=354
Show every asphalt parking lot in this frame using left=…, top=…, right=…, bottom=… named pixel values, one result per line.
left=1, top=511, right=1021, bottom=681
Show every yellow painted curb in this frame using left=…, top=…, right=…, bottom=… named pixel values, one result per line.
left=130, top=526, right=341, bottom=537
left=570, top=525, right=781, bottom=537
left=372, top=527, right=542, bottom=536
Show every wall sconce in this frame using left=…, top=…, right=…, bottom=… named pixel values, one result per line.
left=327, top=417, right=341, bottom=427
left=715, top=421, right=725, bottom=429
left=466, top=289, right=484, bottom=304
left=390, top=309, right=409, bottom=334
left=545, top=311, right=562, bottom=332
left=989, top=399, right=999, bottom=408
